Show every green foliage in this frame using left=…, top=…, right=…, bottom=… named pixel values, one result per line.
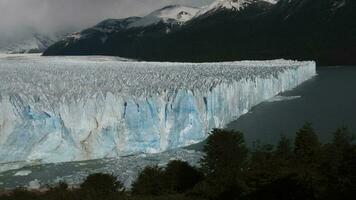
left=294, top=123, right=320, bottom=164
left=332, top=127, right=354, bottom=152
left=247, top=143, right=280, bottom=192
left=247, top=174, right=316, bottom=200
left=192, top=173, right=246, bottom=200
left=132, top=161, right=203, bottom=196
left=80, top=173, right=124, bottom=198
left=164, top=160, right=203, bottom=193
left=201, top=129, right=248, bottom=176
left=337, top=145, right=356, bottom=199
left=131, top=166, right=165, bottom=196
left=293, top=124, right=322, bottom=198
left=319, top=127, right=356, bottom=200
left=276, top=134, right=293, bottom=159
left=194, top=129, right=249, bottom=200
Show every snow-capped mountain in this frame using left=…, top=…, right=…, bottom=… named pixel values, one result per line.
left=64, top=17, right=140, bottom=43
left=44, top=0, right=274, bottom=57
left=50, top=5, right=202, bottom=52
left=44, top=0, right=356, bottom=65
left=49, top=0, right=267, bottom=45
left=0, top=32, right=69, bottom=54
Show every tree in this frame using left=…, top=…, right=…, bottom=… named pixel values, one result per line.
left=201, top=129, right=248, bottom=176
left=332, top=127, right=354, bottom=153
left=338, top=145, right=356, bottom=199
left=247, top=143, right=277, bottom=191
left=247, top=174, right=316, bottom=200
left=321, top=127, right=356, bottom=199
left=44, top=182, right=74, bottom=200
left=323, top=127, right=354, bottom=176
left=80, top=173, right=124, bottom=198
left=196, top=129, right=249, bottom=200
left=131, top=166, right=165, bottom=196
left=293, top=123, right=322, bottom=199
left=294, top=123, right=320, bottom=164
left=276, top=134, right=293, bottom=159
left=164, top=160, right=203, bottom=193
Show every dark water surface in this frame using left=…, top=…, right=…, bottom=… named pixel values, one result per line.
left=227, top=66, right=356, bottom=146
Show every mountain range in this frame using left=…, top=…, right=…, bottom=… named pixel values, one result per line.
left=43, top=0, right=356, bottom=65
left=0, top=25, right=72, bottom=54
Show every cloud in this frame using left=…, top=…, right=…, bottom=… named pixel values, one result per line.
left=0, top=0, right=213, bottom=35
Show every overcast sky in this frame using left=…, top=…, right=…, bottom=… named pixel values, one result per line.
left=0, top=0, right=213, bottom=37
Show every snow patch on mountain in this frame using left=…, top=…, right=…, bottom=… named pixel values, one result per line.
left=67, top=32, right=82, bottom=41
left=129, top=5, right=200, bottom=28
left=196, top=0, right=251, bottom=16
left=195, top=0, right=277, bottom=18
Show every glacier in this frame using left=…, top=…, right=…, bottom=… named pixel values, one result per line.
left=0, top=54, right=316, bottom=166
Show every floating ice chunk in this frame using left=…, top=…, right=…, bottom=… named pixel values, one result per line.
left=14, top=170, right=32, bottom=176
left=266, top=95, right=302, bottom=103
left=28, top=179, right=41, bottom=190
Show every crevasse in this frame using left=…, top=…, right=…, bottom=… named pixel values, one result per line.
left=0, top=55, right=316, bottom=164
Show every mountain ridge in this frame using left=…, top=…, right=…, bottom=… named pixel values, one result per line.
left=44, top=0, right=356, bottom=65
left=0, top=29, right=71, bottom=54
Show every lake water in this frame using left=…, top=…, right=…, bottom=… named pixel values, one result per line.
left=227, top=66, right=356, bottom=145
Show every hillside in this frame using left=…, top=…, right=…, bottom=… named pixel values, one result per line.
left=44, top=0, right=356, bottom=65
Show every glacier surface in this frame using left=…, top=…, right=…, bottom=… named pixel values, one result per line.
left=0, top=54, right=316, bottom=165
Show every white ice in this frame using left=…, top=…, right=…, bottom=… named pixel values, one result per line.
left=14, top=170, right=32, bottom=176
left=266, top=95, right=302, bottom=102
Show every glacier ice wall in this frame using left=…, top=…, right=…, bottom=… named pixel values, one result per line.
left=0, top=55, right=316, bottom=164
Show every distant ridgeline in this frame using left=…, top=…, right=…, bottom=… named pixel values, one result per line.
left=43, top=0, right=356, bottom=65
